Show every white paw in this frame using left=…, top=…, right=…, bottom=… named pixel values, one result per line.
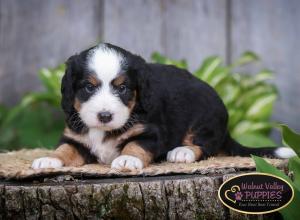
left=31, top=157, right=63, bottom=169
left=167, top=146, right=196, bottom=163
left=111, top=155, right=144, bottom=170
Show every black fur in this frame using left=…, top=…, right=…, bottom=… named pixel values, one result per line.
left=61, top=54, right=88, bottom=133
left=60, top=43, right=279, bottom=162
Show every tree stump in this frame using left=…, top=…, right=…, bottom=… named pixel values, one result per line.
left=0, top=149, right=287, bottom=220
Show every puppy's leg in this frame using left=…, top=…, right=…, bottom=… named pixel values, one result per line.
left=167, top=123, right=225, bottom=163
left=167, top=145, right=203, bottom=163
left=167, top=129, right=203, bottom=163
left=112, top=124, right=161, bottom=170
left=31, top=144, right=85, bottom=169
left=111, top=141, right=153, bottom=170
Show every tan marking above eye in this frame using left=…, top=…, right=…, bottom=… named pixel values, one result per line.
left=112, top=74, right=126, bottom=86
left=87, top=74, right=101, bottom=86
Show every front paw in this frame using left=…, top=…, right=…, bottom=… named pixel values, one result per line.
left=31, top=157, right=63, bottom=169
left=167, top=146, right=196, bottom=163
left=111, top=155, right=144, bottom=170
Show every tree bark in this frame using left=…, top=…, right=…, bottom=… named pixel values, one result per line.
left=0, top=172, right=280, bottom=220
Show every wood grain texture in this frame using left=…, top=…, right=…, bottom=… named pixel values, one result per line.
left=230, top=0, right=300, bottom=134
left=103, top=0, right=163, bottom=60
left=0, top=173, right=279, bottom=220
left=103, top=0, right=227, bottom=71
left=0, top=0, right=300, bottom=136
left=161, top=0, right=227, bottom=71
left=0, top=0, right=103, bottom=105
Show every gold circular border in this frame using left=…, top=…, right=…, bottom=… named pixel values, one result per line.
left=217, top=172, right=295, bottom=215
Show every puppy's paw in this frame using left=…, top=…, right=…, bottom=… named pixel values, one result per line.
left=167, top=146, right=196, bottom=163
left=31, top=157, right=63, bottom=169
left=111, top=155, right=144, bottom=170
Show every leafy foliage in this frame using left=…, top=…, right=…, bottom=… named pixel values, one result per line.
left=152, top=51, right=278, bottom=147
left=0, top=51, right=278, bottom=150
left=0, top=65, right=65, bottom=150
left=280, top=124, right=300, bottom=157
left=253, top=125, right=300, bottom=220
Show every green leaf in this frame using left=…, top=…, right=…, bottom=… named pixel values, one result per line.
left=194, top=56, right=221, bottom=80
left=255, top=69, right=274, bottom=82
left=253, top=155, right=300, bottom=220
left=231, top=51, right=260, bottom=67
left=279, top=124, right=300, bottom=157
left=0, top=105, right=8, bottom=124
left=151, top=52, right=167, bottom=63
left=38, top=64, right=64, bottom=97
left=14, top=105, right=64, bottom=148
left=235, top=85, right=276, bottom=109
left=228, top=109, right=244, bottom=130
left=288, top=157, right=300, bottom=191
left=22, top=92, right=61, bottom=107
left=0, top=127, right=17, bottom=148
left=39, top=68, right=55, bottom=92
left=1, top=105, right=25, bottom=127
left=233, top=132, right=276, bottom=147
left=217, top=82, right=240, bottom=106
left=232, top=121, right=273, bottom=136
left=245, top=94, right=277, bottom=120
left=208, top=68, right=229, bottom=87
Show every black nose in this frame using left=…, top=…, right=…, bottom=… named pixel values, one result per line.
left=97, top=111, right=112, bottom=123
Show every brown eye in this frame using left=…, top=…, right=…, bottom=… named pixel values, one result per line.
left=117, top=85, right=127, bottom=94
left=85, top=83, right=96, bottom=93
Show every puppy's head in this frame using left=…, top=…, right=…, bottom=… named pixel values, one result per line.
left=62, top=43, right=146, bottom=132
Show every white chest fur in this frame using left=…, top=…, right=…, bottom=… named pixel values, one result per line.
left=64, top=128, right=120, bottom=164
left=87, top=129, right=120, bottom=164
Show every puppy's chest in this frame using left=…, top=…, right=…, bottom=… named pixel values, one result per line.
left=85, top=129, right=120, bottom=164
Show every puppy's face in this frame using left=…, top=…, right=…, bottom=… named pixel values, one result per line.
left=62, top=44, right=138, bottom=131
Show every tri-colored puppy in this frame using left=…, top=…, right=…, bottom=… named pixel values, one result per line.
left=32, top=43, right=296, bottom=170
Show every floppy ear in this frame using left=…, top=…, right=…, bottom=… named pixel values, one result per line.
left=130, top=55, right=155, bottom=113
left=61, top=55, right=78, bottom=115
left=61, top=55, right=87, bottom=133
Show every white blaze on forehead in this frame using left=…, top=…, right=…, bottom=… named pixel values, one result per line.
left=79, top=44, right=130, bottom=130
left=87, top=45, right=124, bottom=82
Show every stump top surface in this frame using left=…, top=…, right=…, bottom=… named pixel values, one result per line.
left=0, top=149, right=287, bottom=180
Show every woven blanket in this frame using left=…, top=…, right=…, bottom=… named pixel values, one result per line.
left=0, top=149, right=287, bottom=180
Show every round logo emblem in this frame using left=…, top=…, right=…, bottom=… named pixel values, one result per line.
left=218, top=173, right=294, bottom=214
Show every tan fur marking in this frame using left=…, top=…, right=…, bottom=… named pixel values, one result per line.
left=74, top=98, right=81, bottom=111
left=112, top=74, right=126, bottom=86
left=103, top=123, right=145, bottom=144
left=185, top=145, right=203, bottom=160
left=117, top=123, right=145, bottom=143
left=182, top=130, right=203, bottom=160
left=51, top=144, right=85, bottom=166
left=128, top=90, right=137, bottom=111
left=64, top=127, right=88, bottom=147
left=88, top=74, right=100, bottom=86
left=121, top=142, right=153, bottom=167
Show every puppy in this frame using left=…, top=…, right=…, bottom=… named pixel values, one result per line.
left=32, top=43, right=296, bottom=170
